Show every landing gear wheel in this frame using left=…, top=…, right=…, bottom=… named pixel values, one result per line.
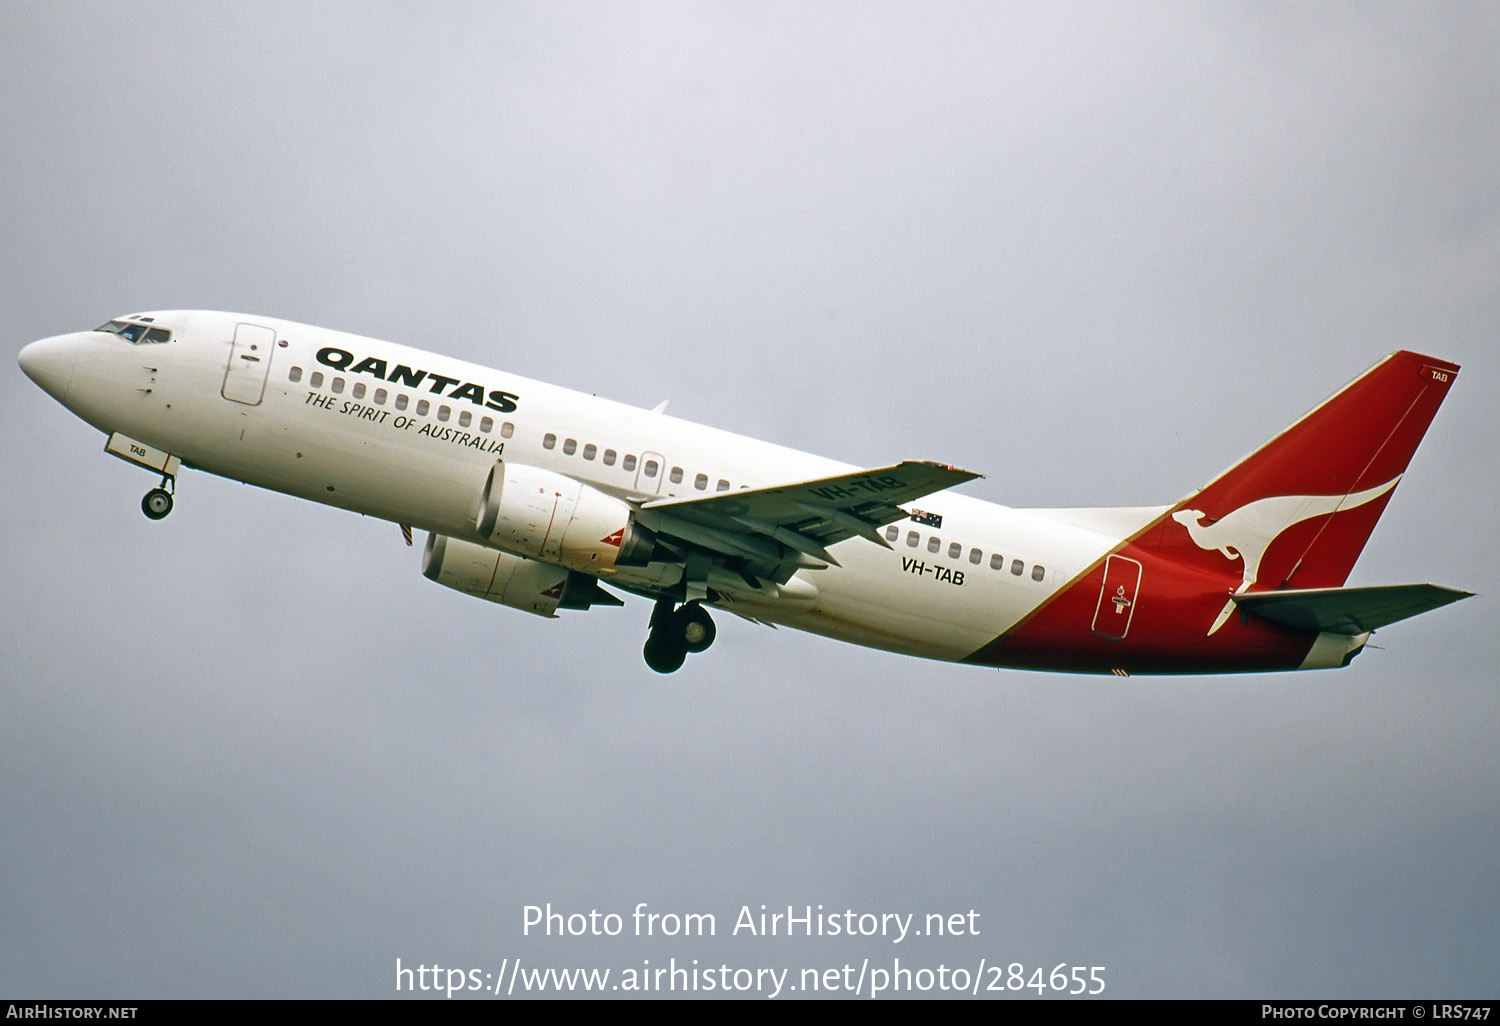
left=142, top=487, right=174, bottom=520
left=643, top=632, right=688, bottom=674
left=677, top=603, right=716, bottom=653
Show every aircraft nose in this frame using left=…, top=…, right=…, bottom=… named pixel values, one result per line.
left=18, top=334, right=77, bottom=403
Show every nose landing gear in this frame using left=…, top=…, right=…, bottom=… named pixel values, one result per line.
left=141, top=487, right=173, bottom=519
left=141, top=474, right=175, bottom=520
left=103, top=434, right=181, bottom=521
left=643, top=599, right=717, bottom=673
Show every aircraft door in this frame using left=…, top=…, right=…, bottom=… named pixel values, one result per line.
left=635, top=450, right=666, bottom=494
left=1091, top=554, right=1142, bottom=640
left=221, top=323, right=278, bottom=405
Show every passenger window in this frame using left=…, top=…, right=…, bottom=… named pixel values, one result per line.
left=969, top=547, right=982, bottom=565
left=501, top=422, right=514, bottom=438
left=623, top=454, right=637, bottom=471
left=717, top=479, right=730, bottom=492
left=352, top=382, right=366, bottom=399
left=374, top=388, right=387, bottom=405
left=583, top=443, right=597, bottom=460
left=948, top=542, right=961, bottom=559
left=1032, top=565, right=1045, bottom=582
left=990, top=553, right=1004, bottom=571
left=670, top=466, right=684, bottom=484
left=459, top=410, right=471, bottom=427
left=416, top=399, right=430, bottom=416
left=543, top=433, right=557, bottom=450
left=1011, top=559, right=1024, bottom=576
left=289, top=366, right=303, bottom=383
left=885, top=526, right=900, bottom=542
left=563, top=438, right=577, bottom=455
left=644, top=459, right=659, bottom=477
left=395, top=393, right=408, bottom=411
left=437, top=405, right=450, bottom=422
left=927, top=536, right=940, bottom=554
left=480, top=416, right=493, bottom=432
left=906, top=531, right=919, bottom=548
left=603, top=449, right=617, bottom=466
left=332, top=377, right=345, bottom=394
left=310, top=371, right=324, bottom=388
left=694, top=473, right=708, bottom=490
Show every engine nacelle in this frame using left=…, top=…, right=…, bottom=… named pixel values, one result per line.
left=422, top=533, right=622, bottom=617
left=474, top=461, right=656, bottom=571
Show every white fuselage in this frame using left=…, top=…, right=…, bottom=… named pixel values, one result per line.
left=21, top=311, right=1158, bottom=665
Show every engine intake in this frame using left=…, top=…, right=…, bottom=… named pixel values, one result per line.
left=422, top=534, right=623, bottom=617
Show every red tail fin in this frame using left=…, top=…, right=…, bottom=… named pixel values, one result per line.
left=1157, top=351, right=1459, bottom=591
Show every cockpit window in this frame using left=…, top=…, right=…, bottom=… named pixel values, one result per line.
left=95, top=320, right=171, bottom=345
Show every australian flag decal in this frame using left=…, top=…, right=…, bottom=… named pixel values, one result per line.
left=909, top=509, right=943, bottom=528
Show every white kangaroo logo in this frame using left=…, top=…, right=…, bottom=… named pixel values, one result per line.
left=1171, top=476, right=1400, bottom=634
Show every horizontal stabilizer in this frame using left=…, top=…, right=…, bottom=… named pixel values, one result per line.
left=1233, top=584, right=1473, bottom=635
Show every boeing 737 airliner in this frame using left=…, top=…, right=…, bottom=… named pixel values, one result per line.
left=18, top=312, right=1470, bottom=673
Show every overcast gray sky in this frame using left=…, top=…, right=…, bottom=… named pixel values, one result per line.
left=3, top=1, right=1496, bottom=999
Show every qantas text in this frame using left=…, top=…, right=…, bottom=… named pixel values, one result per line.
left=316, top=346, right=519, bottom=413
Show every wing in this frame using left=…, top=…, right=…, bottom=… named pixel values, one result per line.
left=637, top=460, right=980, bottom=572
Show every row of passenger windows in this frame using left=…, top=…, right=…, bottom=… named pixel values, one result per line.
left=289, top=366, right=516, bottom=435
left=292, top=363, right=1034, bottom=575
left=883, top=524, right=1045, bottom=581
left=291, top=362, right=723, bottom=494
left=542, top=433, right=738, bottom=492
left=545, top=428, right=1041, bottom=579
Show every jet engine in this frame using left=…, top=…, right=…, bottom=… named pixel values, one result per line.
left=474, top=461, right=657, bottom=571
left=422, top=533, right=623, bottom=617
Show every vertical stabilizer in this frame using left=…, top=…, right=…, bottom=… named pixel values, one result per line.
left=1158, top=351, right=1459, bottom=594
left=964, top=349, right=1463, bottom=674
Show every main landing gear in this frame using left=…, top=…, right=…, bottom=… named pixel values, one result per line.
left=141, top=476, right=175, bottom=520
left=643, top=598, right=717, bottom=674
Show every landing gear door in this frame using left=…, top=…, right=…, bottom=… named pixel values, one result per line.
left=221, top=323, right=278, bottom=405
left=1092, top=554, right=1142, bottom=640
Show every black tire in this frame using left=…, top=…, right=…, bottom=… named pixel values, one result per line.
left=142, top=488, right=173, bottom=520
left=643, top=631, right=687, bottom=674
left=677, top=603, right=716, bottom=653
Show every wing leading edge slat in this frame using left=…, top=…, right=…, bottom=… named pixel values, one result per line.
left=646, top=459, right=976, bottom=528
left=639, top=460, right=980, bottom=561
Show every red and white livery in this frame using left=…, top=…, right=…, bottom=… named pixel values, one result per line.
left=19, top=313, right=1469, bottom=674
